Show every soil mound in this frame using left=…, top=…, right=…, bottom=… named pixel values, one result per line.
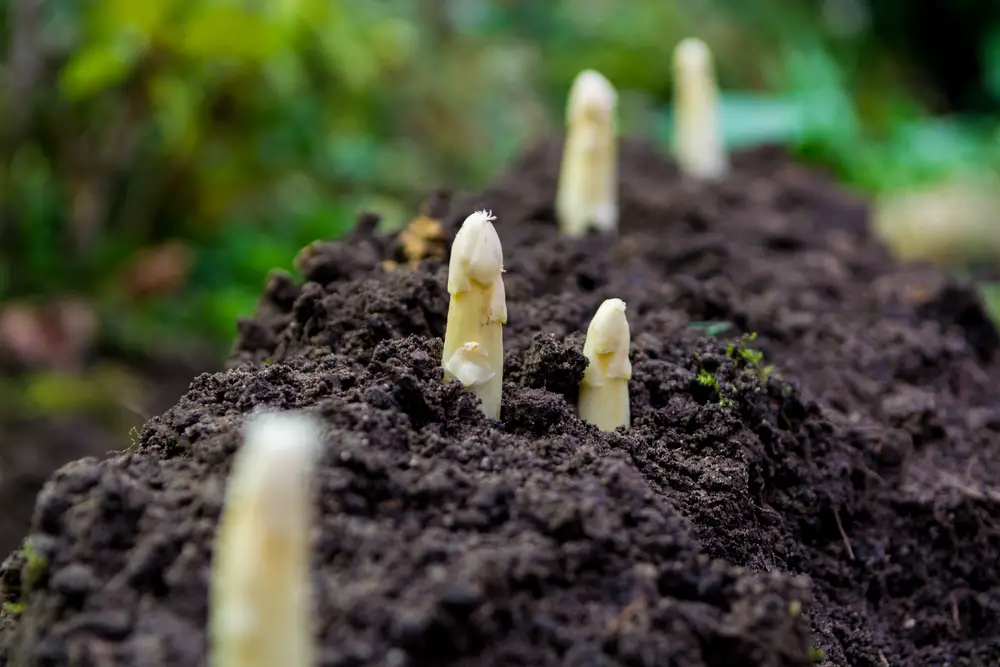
left=2, top=139, right=998, bottom=667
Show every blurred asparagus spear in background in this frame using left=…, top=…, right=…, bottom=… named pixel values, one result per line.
left=557, top=70, right=619, bottom=237
left=579, top=298, right=631, bottom=431
left=442, top=210, right=507, bottom=419
left=874, top=177, right=1000, bottom=265
left=673, top=38, right=728, bottom=180
left=210, top=411, right=321, bottom=667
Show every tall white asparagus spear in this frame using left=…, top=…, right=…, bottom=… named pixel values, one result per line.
left=442, top=210, right=507, bottom=419
left=210, top=411, right=322, bottom=667
left=673, top=38, right=728, bottom=180
left=579, top=299, right=632, bottom=431
left=556, top=69, right=619, bottom=237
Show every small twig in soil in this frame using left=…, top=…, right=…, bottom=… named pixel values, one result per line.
left=832, top=508, right=855, bottom=561
left=119, top=398, right=149, bottom=420
left=604, top=596, right=647, bottom=635
left=950, top=592, right=961, bottom=630
left=878, top=650, right=890, bottom=666
left=934, top=469, right=1000, bottom=503
left=834, top=441, right=887, bottom=485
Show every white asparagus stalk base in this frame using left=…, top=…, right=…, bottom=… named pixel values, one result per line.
left=210, top=411, right=322, bottom=667
left=579, top=298, right=632, bottom=431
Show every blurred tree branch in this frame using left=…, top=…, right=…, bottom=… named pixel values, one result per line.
left=7, top=0, right=44, bottom=133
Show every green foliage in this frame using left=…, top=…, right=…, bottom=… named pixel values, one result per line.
left=689, top=321, right=733, bottom=337
left=695, top=332, right=772, bottom=408
left=0, top=540, right=49, bottom=614
left=0, top=364, right=141, bottom=427
left=979, top=283, right=1000, bottom=324
left=726, top=333, right=774, bottom=383
left=696, top=367, right=732, bottom=408
left=21, top=539, right=49, bottom=593
left=2, top=601, right=27, bottom=616
left=4, top=0, right=440, bottom=347
left=6, top=0, right=1000, bottom=354
left=697, top=368, right=718, bottom=389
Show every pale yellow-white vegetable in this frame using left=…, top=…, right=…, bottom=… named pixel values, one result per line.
left=556, top=69, right=618, bottom=237
left=579, top=298, right=631, bottom=431
left=210, top=410, right=322, bottom=667
left=442, top=210, right=507, bottom=419
left=672, top=38, right=728, bottom=180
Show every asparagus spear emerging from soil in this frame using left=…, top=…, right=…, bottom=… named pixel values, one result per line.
left=579, top=298, right=631, bottom=431
left=556, top=69, right=619, bottom=237
left=210, top=411, right=322, bottom=667
left=442, top=210, right=507, bottom=419
left=672, top=38, right=728, bottom=180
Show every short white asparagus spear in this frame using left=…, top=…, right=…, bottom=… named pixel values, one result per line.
left=579, top=298, right=632, bottom=431
left=442, top=210, right=507, bottom=419
left=556, top=69, right=619, bottom=237
left=672, top=38, right=728, bottom=180
left=210, top=411, right=322, bottom=667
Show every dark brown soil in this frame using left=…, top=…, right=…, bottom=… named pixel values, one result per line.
left=2, top=138, right=999, bottom=667
left=0, top=355, right=213, bottom=558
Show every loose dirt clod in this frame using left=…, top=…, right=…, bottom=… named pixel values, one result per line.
left=1, top=138, right=999, bottom=667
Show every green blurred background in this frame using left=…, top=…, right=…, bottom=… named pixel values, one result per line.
left=3, top=0, right=1000, bottom=423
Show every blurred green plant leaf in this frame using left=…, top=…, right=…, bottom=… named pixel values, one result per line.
left=780, top=44, right=860, bottom=146
left=688, top=321, right=733, bottom=336
left=13, top=0, right=1000, bottom=358
left=719, top=94, right=806, bottom=149
left=983, top=28, right=1000, bottom=103
left=59, top=34, right=146, bottom=99
left=150, top=74, right=201, bottom=155
left=174, top=5, right=285, bottom=60
left=979, top=282, right=1000, bottom=325
left=9, top=364, right=139, bottom=418
left=660, top=93, right=806, bottom=150
left=102, top=0, right=174, bottom=36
